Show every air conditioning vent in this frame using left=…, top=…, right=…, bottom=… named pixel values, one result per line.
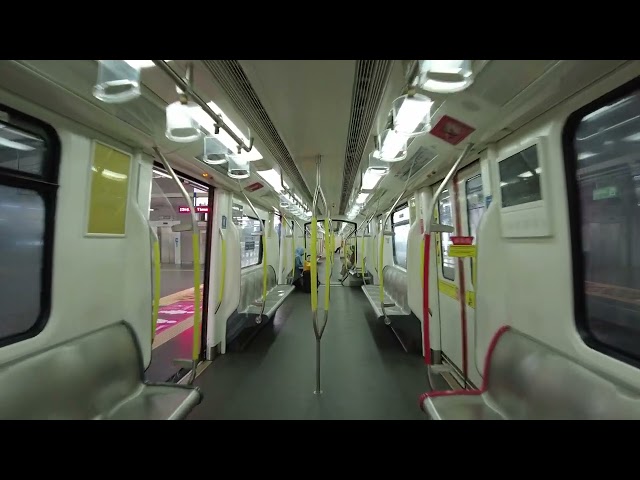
left=339, top=60, right=394, bottom=213
left=201, top=60, right=312, bottom=202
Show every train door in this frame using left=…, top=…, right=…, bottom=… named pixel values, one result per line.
left=453, top=161, right=487, bottom=387
left=433, top=182, right=464, bottom=382
left=147, top=168, right=212, bottom=382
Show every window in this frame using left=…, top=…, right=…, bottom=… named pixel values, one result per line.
left=274, top=214, right=281, bottom=249
left=466, top=174, right=485, bottom=283
left=232, top=203, right=263, bottom=268
left=392, top=205, right=410, bottom=269
left=564, top=79, right=640, bottom=366
left=498, top=145, right=542, bottom=208
left=0, top=105, right=59, bottom=346
left=438, top=188, right=455, bottom=281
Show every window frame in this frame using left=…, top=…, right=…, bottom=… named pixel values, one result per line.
left=465, top=173, right=485, bottom=284
left=562, top=75, right=640, bottom=369
left=240, top=215, right=264, bottom=269
left=0, top=103, right=60, bottom=348
left=437, top=188, right=455, bottom=281
left=391, top=203, right=410, bottom=269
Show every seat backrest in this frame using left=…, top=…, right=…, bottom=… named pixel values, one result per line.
left=382, top=265, right=409, bottom=311
left=0, top=322, right=141, bottom=419
left=266, top=265, right=276, bottom=291
left=487, top=328, right=640, bottom=419
left=239, top=265, right=278, bottom=311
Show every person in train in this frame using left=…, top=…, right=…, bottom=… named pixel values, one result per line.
left=293, top=247, right=305, bottom=290
left=347, top=245, right=356, bottom=267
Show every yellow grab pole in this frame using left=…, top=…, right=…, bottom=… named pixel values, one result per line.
left=191, top=232, right=202, bottom=361
left=216, top=230, right=227, bottom=312
left=324, top=218, right=330, bottom=309
left=151, top=239, right=161, bottom=342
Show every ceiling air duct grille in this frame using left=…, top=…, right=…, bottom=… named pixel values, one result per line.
left=201, top=60, right=312, bottom=202
left=339, top=60, right=394, bottom=214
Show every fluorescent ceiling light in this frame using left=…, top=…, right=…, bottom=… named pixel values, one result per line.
left=125, top=60, right=171, bottom=69
left=257, top=168, right=289, bottom=193
left=190, top=101, right=262, bottom=161
left=362, top=168, right=384, bottom=190
left=0, top=136, right=35, bottom=151
left=392, top=94, right=432, bottom=137
left=376, top=129, right=408, bottom=162
left=356, top=193, right=369, bottom=204
left=518, top=171, right=533, bottom=178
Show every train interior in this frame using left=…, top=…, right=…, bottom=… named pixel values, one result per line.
left=1, top=59, right=640, bottom=419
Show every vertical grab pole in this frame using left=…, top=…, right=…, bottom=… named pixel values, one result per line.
left=215, top=228, right=227, bottom=313
left=290, top=217, right=296, bottom=285
left=311, top=156, right=329, bottom=394
left=150, top=225, right=161, bottom=343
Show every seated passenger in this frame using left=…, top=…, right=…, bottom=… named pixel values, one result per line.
left=293, top=247, right=305, bottom=289
left=347, top=246, right=356, bottom=268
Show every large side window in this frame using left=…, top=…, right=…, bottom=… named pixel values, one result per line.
left=391, top=205, right=410, bottom=269
left=564, top=81, right=640, bottom=366
left=0, top=105, right=59, bottom=346
left=231, top=203, right=263, bottom=268
left=465, top=174, right=485, bottom=283
left=274, top=213, right=281, bottom=250
left=438, top=188, right=455, bottom=281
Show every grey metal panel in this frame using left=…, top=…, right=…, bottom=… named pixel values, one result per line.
left=487, top=329, right=640, bottom=420
left=425, top=395, right=504, bottom=420
left=229, top=265, right=295, bottom=344
left=361, top=265, right=411, bottom=317
left=105, top=386, right=202, bottom=420
left=158, top=227, right=175, bottom=264
left=0, top=184, right=45, bottom=339
left=0, top=322, right=201, bottom=420
left=423, top=328, right=640, bottom=420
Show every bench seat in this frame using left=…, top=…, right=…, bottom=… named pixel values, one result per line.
left=244, top=285, right=295, bottom=317
left=420, top=325, right=640, bottom=420
left=361, top=265, right=411, bottom=317
left=361, top=284, right=410, bottom=316
left=0, top=321, right=202, bottom=420
left=227, top=265, right=295, bottom=347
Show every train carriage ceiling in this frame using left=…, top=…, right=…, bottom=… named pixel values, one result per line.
left=236, top=60, right=393, bottom=216
left=0, top=59, right=630, bottom=217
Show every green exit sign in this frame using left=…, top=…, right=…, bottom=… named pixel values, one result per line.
left=593, top=186, right=618, bottom=200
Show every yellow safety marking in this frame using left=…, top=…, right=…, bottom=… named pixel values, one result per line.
left=438, top=279, right=459, bottom=300
left=449, top=245, right=477, bottom=258
left=466, top=290, right=476, bottom=309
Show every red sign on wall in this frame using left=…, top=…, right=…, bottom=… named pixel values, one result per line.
left=429, top=115, right=475, bottom=145
left=179, top=206, right=209, bottom=213
left=245, top=182, right=264, bottom=192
